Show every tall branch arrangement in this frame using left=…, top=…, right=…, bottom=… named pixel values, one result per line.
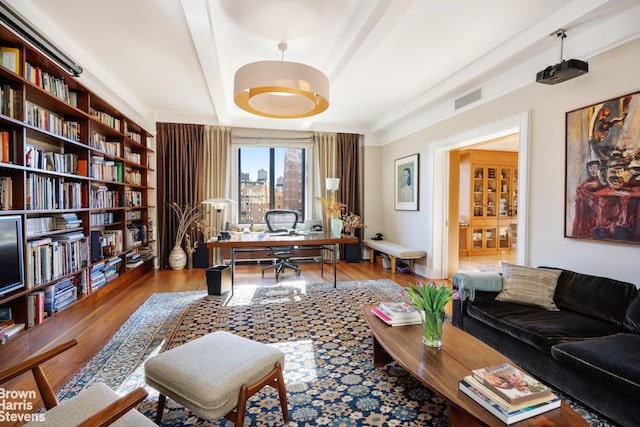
left=168, top=202, right=202, bottom=247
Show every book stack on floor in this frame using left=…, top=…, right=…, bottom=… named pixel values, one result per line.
left=459, top=363, right=560, bottom=424
left=371, top=301, right=422, bottom=326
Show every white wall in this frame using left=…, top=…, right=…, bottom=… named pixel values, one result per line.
left=367, top=37, right=640, bottom=286
left=363, top=146, right=383, bottom=241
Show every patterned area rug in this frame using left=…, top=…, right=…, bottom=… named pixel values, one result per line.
left=59, top=280, right=616, bottom=426
left=57, top=291, right=205, bottom=398
left=143, top=279, right=449, bottom=426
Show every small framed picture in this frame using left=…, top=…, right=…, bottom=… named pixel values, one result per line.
left=394, top=154, right=419, bottom=210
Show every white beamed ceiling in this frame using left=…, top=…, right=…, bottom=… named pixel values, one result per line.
left=6, top=0, right=640, bottom=143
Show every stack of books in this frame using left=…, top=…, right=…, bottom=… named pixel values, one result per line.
left=458, top=363, right=560, bottom=424
left=90, top=262, right=107, bottom=290
left=53, top=213, right=82, bottom=230
left=126, top=251, right=143, bottom=269
left=371, top=301, right=422, bottom=326
left=45, top=277, right=77, bottom=314
left=0, top=309, right=25, bottom=344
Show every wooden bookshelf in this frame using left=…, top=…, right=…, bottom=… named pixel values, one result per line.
left=459, top=150, right=518, bottom=256
left=0, top=21, right=156, bottom=361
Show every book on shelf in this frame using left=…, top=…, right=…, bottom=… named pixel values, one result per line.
left=27, top=291, right=45, bottom=327
left=0, top=46, right=20, bottom=75
left=126, top=251, right=143, bottom=269
left=1, top=130, right=11, bottom=163
left=0, top=320, right=15, bottom=342
left=471, top=363, right=553, bottom=405
left=0, top=176, right=12, bottom=210
left=459, top=378, right=560, bottom=425
left=54, top=213, right=83, bottom=230
left=0, top=323, right=25, bottom=344
left=0, top=319, right=14, bottom=331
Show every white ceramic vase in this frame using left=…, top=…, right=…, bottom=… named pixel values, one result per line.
left=168, top=245, right=187, bottom=270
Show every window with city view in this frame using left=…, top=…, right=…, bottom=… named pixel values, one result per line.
left=238, top=147, right=306, bottom=224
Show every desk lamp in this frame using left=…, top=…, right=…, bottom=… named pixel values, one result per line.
left=201, top=198, right=236, bottom=239
left=326, top=178, right=340, bottom=201
left=202, top=198, right=236, bottom=266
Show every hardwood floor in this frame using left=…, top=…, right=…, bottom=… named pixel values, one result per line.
left=4, top=259, right=429, bottom=414
left=458, top=253, right=516, bottom=273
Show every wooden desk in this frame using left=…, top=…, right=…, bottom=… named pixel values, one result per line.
left=207, top=232, right=358, bottom=289
left=363, top=305, right=587, bottom=427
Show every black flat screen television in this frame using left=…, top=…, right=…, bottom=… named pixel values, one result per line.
left=0, top=215, right=25, bottom=297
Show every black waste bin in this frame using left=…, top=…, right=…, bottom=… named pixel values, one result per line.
left=206, top=265, right=231, bottom=295
left=344, top=243, right=361, bottom=263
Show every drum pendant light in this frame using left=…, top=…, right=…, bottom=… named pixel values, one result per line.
left=234, top=42, right=329, bottom=119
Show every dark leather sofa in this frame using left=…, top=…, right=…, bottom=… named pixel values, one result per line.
left=452, top=267, right=640, bottom=426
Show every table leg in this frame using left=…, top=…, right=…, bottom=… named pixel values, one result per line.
left=320, top=245, right=324, bottom=279
left=448, top=402, right=484, bottom=427
left=231, top=248, right=236, bottom=298
left=371, top=335, right=393, bottom=368
left=333, top=243, right=337, bottom=287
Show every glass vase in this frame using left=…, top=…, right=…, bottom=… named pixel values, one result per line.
left=422, top=310, right=444, bottom=348
left=331, top=216, right=343, bottom=238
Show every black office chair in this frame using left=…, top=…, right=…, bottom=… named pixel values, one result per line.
left=262, top=210, right=301, bottom=280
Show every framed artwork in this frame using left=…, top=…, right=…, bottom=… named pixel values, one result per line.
left=565, top=91, right=640, bottom=244
left=395, top=154, right=419, bottom=210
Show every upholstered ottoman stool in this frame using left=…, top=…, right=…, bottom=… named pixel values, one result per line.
left=144, top=331, right=288, bottom=426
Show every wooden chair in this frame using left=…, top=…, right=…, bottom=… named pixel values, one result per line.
left=0, top=339, right=155, bottom=427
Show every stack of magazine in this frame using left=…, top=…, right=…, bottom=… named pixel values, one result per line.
left=458, top=363, right=560, bottom=424
left=371, top=301, right=422, bottom=326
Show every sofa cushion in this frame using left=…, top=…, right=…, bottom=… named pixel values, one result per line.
left=550, top=268, right=638, bottom=326
left=467, top=299, right=624, bottom=352
left=495, top=263, right=561, bottom=311
left=552, top=333, right=640, bottom=397
left=624, top=295, right=640, bottom=332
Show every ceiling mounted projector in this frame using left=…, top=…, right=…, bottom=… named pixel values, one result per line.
left=536, top=29, right=588, bottom=85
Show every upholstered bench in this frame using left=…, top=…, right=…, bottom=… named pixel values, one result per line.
left=144, top=331, right=288, bottom=426
left=363, top=239, right=426, bottom=272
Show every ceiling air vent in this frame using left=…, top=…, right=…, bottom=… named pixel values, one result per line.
left=455, top=88, right=482, bottom=110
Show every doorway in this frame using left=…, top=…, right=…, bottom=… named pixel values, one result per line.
left=452, top=136, right=519, bottom=273
left=429, top=112, right=528, bottom=279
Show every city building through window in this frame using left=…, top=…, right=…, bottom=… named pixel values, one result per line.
left=238, top=147, right=305, bottom=224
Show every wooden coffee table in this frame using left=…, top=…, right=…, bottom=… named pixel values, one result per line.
left=363, top=305, right=588, bottom=427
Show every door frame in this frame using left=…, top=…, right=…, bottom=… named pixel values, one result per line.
left=429, top=112, right=530, bottom=278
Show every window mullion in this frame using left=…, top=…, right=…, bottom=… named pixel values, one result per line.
left=269, top=148, right=276, bottom=210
